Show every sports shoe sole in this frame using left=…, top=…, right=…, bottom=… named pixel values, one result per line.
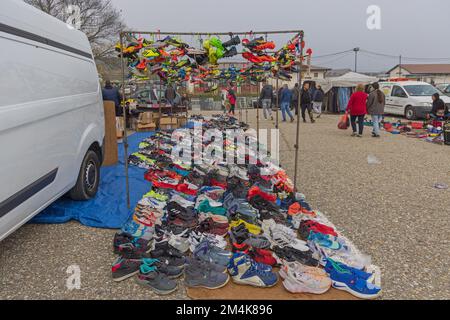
left=136, top=278, right=178, bottom=295
left=184, top=275, right=230, bottom=290
left=112, top=270, right=140, bottom=282
left=231, top=276, right=278, bottom=288
left=282, top=278, right=330, bottom=295
left=331, top=280, right=381, bottom=299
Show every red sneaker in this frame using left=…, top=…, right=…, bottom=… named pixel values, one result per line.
left=249, top=248, right=277, bottom=267
left=248, top=186, right=277, bottom=203
left=176, top=183, right=198, bottom=196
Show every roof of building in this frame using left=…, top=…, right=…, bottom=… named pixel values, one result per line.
left=387, top=64, right=450, bottom=75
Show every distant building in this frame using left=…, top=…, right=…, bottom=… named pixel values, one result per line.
left=387, top=64, right=450, bottom=84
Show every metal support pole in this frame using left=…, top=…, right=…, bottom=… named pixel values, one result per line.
left=256, top=83, right=260, bottom=150
left=293, top=34, right=305, bottom=193
left=275, top=77, right=279, bottom=129
left=120, top=33, right=131, bottom=209
left=353, top=47, right=360, bottom=73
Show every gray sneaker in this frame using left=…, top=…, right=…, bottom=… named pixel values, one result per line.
left=136, top=265, right=178, bottom=295
left=185, top=256, right=227, bottom=274
left=194, top=241, right=231, bottom=266
left=184, top=265, right=230, bottom=289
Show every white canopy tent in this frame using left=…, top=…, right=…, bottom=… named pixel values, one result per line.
left=317, top=72, right=379, bottom=93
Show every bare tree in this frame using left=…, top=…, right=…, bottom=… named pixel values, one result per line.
left=25, top=0, right=125, bottom=61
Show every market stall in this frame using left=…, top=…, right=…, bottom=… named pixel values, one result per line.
left=317, top=72, right=378, bottom=113
left=110, top=30, right=382, bottom=300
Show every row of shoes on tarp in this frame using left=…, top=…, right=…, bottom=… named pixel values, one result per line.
left=111, top=115, right=382, bottom=299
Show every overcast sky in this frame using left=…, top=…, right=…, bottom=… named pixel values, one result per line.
left=111, top=0, right=450, bottom=72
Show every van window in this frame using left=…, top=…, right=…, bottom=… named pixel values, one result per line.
left=392, top=86, right=408, bottom=98
left=404, top=84, right=440, bottom=96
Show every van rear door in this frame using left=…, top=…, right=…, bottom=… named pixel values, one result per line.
left=381, top=84, right=394, bottom=114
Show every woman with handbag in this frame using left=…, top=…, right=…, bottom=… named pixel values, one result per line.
left=346, top=84, right=368, bottom=137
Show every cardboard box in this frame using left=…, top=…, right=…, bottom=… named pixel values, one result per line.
left=137, top=122, right=157, bottom=131
left=116, top=117, right=124, bottom=139
left=159, top=117, right=178, bottom=125
left=138, top=112, right=153, bottom=124
left=177, top=116, right=188, bottom=127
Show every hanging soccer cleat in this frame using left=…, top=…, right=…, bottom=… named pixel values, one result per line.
left=223, top=35, right=241, bottom=48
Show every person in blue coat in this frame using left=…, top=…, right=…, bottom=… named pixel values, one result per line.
left=280, top=84, right=295, bottom=122
left=102, top=80, right=123, bottom=116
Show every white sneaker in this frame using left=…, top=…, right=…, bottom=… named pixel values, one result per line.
left=171, top=194, right=195, bottom=208
left=195, top=194, right=223, bottom=209
left=282, top=269, right=331, bottom=294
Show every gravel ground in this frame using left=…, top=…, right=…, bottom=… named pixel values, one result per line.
left=1, top=109, right=449, bottom=300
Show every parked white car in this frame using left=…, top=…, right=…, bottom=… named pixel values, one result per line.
left=436, top=83, right=450, bottom=96
left=0, top=0, right=105, bottom=241
left=379, top=81, right=450, bottom=120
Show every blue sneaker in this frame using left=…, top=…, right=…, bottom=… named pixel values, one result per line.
left=325, top=259, right=381, bottom=299
left=325, top=259, right=373, bottom=281
left=228, top=254, right=278, bottom=288
left=227, top=253, right=272, bottom=277
left=121, top=220, right=154, bottom=241
left=308, top=232, right=343, bottom=250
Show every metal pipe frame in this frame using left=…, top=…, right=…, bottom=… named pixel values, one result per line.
left=119, top=29, right=305, bottom=206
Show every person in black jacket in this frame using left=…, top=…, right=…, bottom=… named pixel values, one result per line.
left=301, top=83, right=315, bottom=123
left=428, top=93, right=449, bottom=119
left=102, top=80, right=123, bottom=116
left=312, top=84, right=324, bottom=118
left=260, top=80, right=274, bottom=120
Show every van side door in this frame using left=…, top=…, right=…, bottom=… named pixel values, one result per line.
left=390, top=85, right=409, bottom=115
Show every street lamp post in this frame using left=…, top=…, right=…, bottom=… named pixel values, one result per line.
left=353, top=47, right=360, bottom=72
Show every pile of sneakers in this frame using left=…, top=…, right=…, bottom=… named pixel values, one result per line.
left=109, top=115, right=381, bottom=299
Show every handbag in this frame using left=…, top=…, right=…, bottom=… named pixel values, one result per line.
left=338, top=112, right=350, bottom=130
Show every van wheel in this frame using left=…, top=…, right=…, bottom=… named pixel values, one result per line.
left=405, top=106, right=416, bottom=120
left=69, top=150, right=100, bottom=201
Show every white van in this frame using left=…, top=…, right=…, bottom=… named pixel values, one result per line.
left=379, top=81, right=450, bottom=120
left=0, top=0, right=105, bottom=241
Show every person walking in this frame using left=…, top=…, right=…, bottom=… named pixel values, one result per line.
left=165, top=84, right=177, bottom=106
left=221, top=89, right=228, bottom=113
left=300, top=83, right=315, bottom=123
left=346, top=84, right=368, bottom=137
left=280, top=84, right=295, bottom=122
left=291, top=83, right=300, bottom=115
left=227, top=83, right=237, bottom=116
left=102, top=80, right=123, bottom=116
left=260, top=80, right=274, bottom=120
left=366, top=82, right=385, bottom=138
left=312, top=84, right=325, bottom=118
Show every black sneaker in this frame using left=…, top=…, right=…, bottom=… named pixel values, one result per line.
left=150, top=243, right=186, bottom=267
left=249, top=195, right=281, bottom=214
left=272, top=246, right=319, bottom=267
left=116, top=242, right=152, bottom=259
left=223, top=46, right=238, bottom=58
left=111, top=257, right=142, bottom=282
left=143, top=258, right=184, bottom=279
left=222, top=35, right=241, bottom=48
left=113, top=232, right=151, bottom=255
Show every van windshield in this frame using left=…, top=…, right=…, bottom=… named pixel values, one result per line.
left=404, top=85, right=440, bottom=96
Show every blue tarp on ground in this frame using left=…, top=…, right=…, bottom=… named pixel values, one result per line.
left=30, top=132, right=153, bottom=229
